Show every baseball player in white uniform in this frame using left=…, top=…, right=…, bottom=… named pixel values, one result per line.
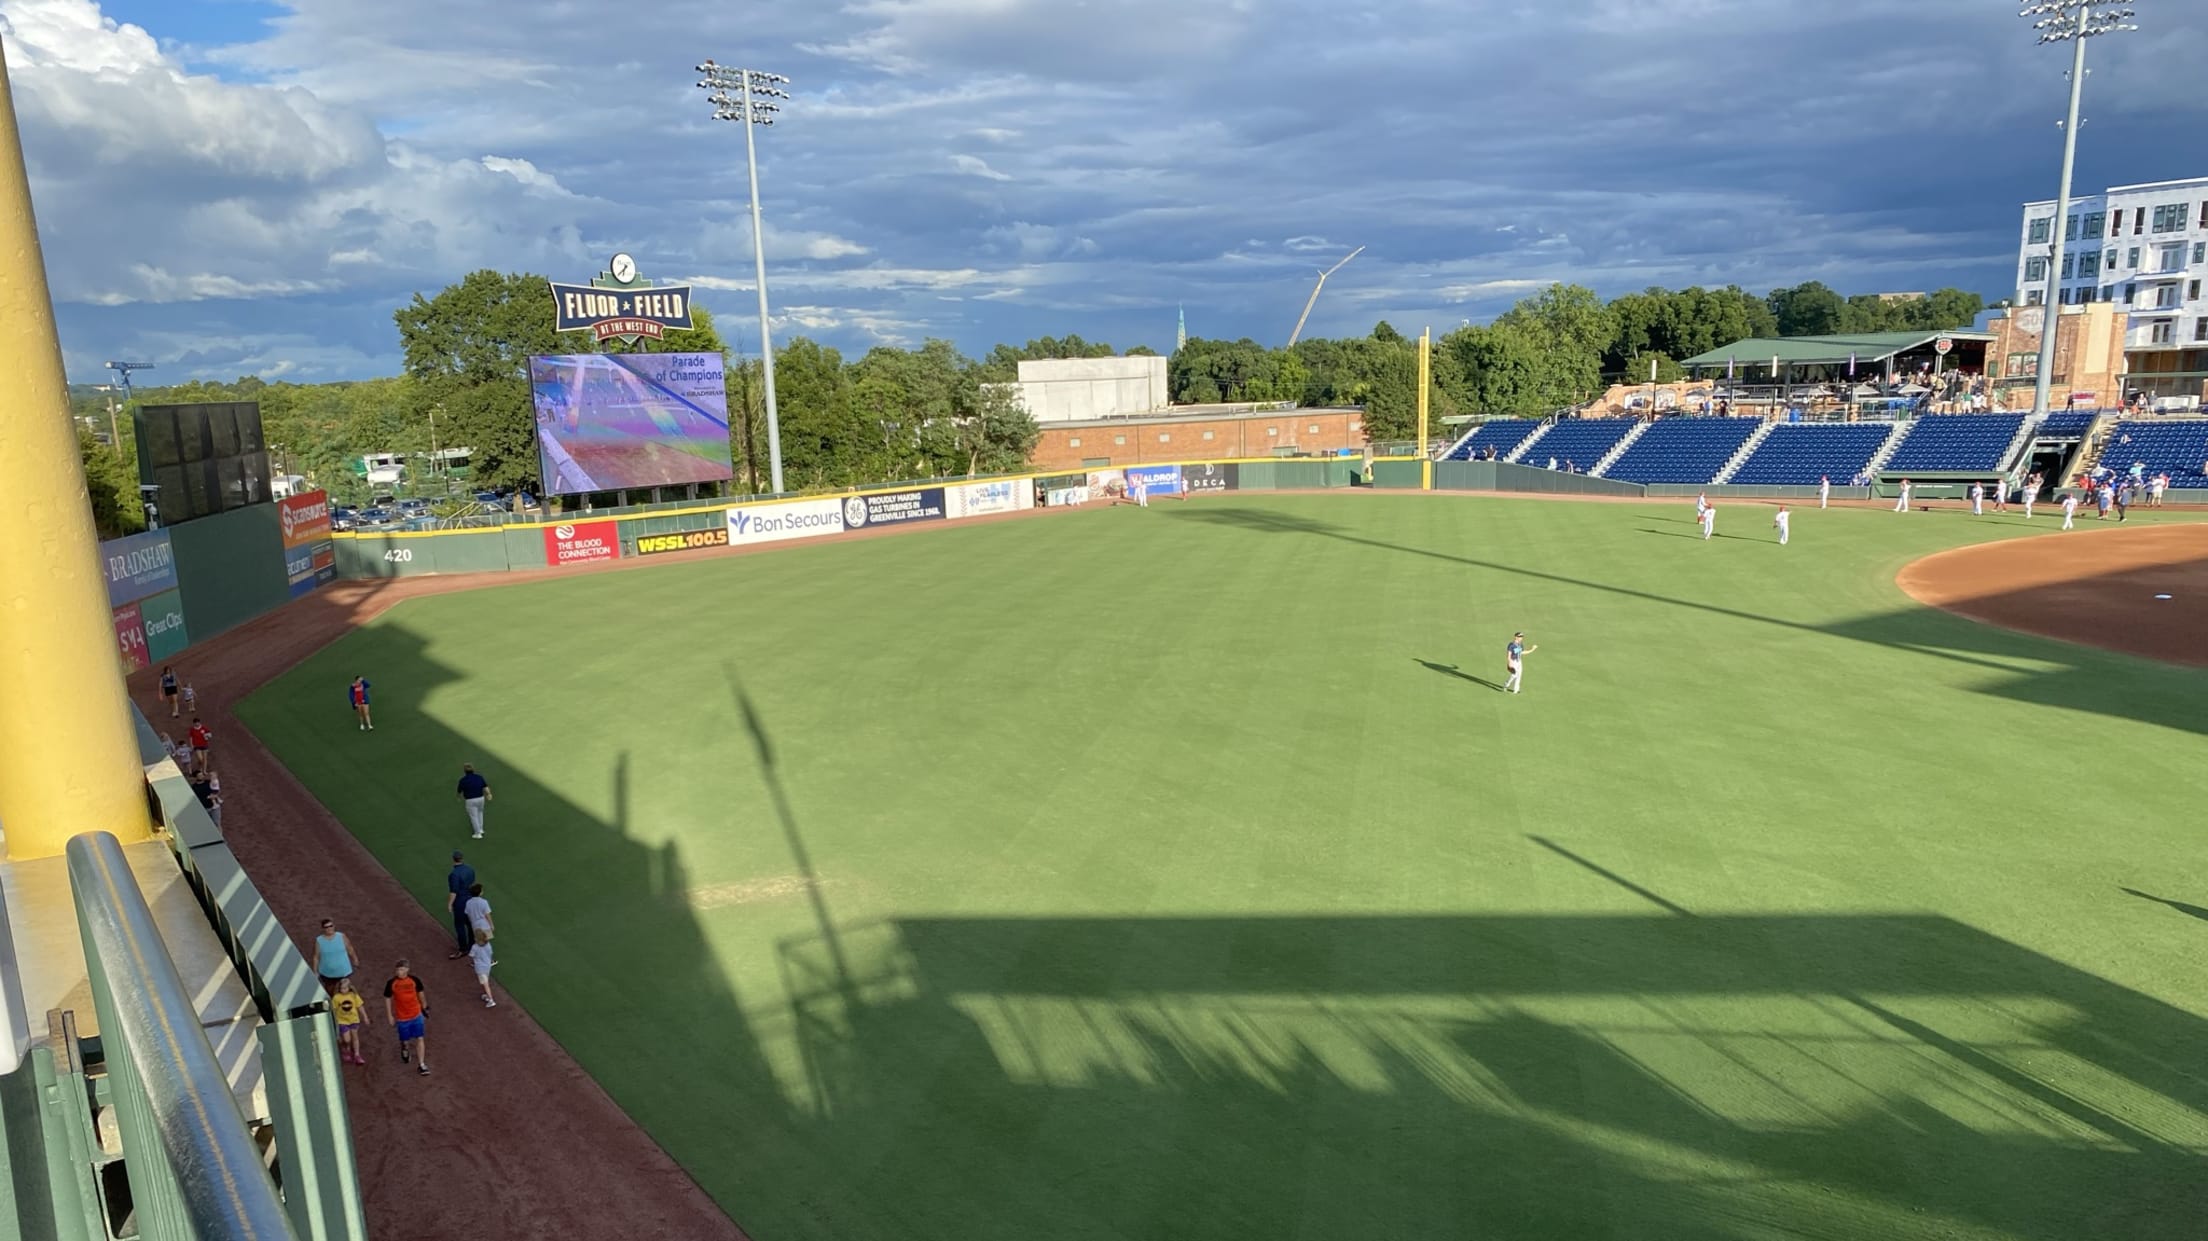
left=1772, top=505, right=1790, bottom=546
left=2020, top=472, right=2039, bottom=519
left=1894, top=480, right=1911, bottom=513
left=2060, top=491, right=2078, bottom=530
left=1969, top=481, right=1984, bottom=516
left=1698, top=502, right=1715, bottom=541
left=1818, top=475, right=1830, bottom=509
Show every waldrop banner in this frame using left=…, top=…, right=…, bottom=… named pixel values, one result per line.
left=948, top=479, right=1033, bottom=519
left=544, top=520, right=622, bottom=567
left=725, top=498, right=845, bottom=545
left=1182, top=463, right=1238, bottom=493
left=278, top=490, right=338, bottom=598
left=1124, top=465, right=1183, bottom=497
left=635, top=527, right=731, bottom=556
left=841, top=488, right=946, bottom=529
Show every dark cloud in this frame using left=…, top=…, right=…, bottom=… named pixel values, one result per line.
left=9, top=0, right=2203, bottom=380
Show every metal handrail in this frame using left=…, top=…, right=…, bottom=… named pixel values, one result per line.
left=67, top=832, right=299, bottom=1241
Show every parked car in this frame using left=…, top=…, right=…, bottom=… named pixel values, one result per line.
left=471, top=490, right=501, bottom=505
left=358, top=507, right=396, bottom=526
left=370, top=493, right=397, bottom=508
left=397, top=498, right=431, bottom=516
left=331, top=514, right=357, bottom=532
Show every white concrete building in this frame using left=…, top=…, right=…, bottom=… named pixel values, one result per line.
left=2015, top=177, right=2208, bottom=399
left=1000, top=355, right=1169, bottom=423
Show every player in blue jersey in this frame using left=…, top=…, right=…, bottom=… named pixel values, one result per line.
left=1504, top=632, right=1538, bottom=695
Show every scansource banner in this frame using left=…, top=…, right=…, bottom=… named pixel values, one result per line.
left=842, top=488, right=946, bottom=529
left=139, top=588, right=190, bottom=661
left=277, top=491, right=333, bottom=547
left=636, top=527, right=731, bottom=556
left=726, top=498, right=845, bottom=545
left=1125, top=465, right=1182, bottom=495
left=1183, top=463, right=1238, bottom=493
left=101, top=529, right=177, bottom=609
left=948, top=479, right=1032, bottom=519
left=544, top=520, right=622, bottom=567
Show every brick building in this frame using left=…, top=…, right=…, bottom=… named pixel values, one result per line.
left=1982, top=303, right=2131, bottom=409
left=1030, top=407, right=1367, bottom=471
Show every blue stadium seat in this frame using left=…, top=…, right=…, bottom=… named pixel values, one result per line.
left=1883, top=414, right=2027, bottom=473
left=1521, top=419, right=1638, bottom=472
left=2102, top=420, right=2208, bottom=487
left=1728, top=423, right=1896, bottom=486
left=2035, top=410, right=2101, bottom=438
left=1445, top=419, right=1541, bottom=461
left=1601, top=418, right=1761, bottom=484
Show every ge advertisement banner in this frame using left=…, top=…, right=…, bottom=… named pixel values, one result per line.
left=726, top=498, right=845, bottom=545
left=842, top=488, right=946, bottom=529
left=544, top=520, right=622, bottom=567
left=278, top=490, right=338, bottom=598
left=948, top=479, right=1033, bottom=519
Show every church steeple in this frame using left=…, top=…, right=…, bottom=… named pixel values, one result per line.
left=1176, top=303, right=1187, bottom=353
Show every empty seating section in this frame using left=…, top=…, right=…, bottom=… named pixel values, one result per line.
left=1524, top=419, right=1637, bottom=471
left=2104, top=420, right=2208, bottom=486
left=1602, top=418, right=1761, bottom=484
left=1728, top=424, right=1894, bottom=485
left=2035, top=410, right=2100, bottom=438
left=1447, top=419, right=1540, bottom=461
left=1883, top=414, right=2026, bottom=473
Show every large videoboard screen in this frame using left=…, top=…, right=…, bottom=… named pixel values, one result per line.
left=527, top=352, right=733, bottom=494
left=135, top=401, right=272, bottom=525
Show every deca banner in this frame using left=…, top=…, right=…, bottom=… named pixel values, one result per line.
left=725, top=498, right=845, bottom=545
left=842, top=488, right=946, bottom=530
left=544, top=520, right=622, bottom=567
left=1183, top=463, right=1238, bottom=493
left=139, top=589, right=190, bottom=661
left=636, top=527, right=731, bottom=556
left=277, top=491, right=333, bottom=548
left=101, top=529, right=178, bottom=609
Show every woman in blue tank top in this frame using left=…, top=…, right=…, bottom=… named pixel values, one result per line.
left=314, top=918, right=355, bottom=993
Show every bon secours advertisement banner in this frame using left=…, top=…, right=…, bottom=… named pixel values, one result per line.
left=278, top=490, right=338, bottom=597
left=725, top=498, right=845, bottom=545
left=544, top=520, right=622, bottom=566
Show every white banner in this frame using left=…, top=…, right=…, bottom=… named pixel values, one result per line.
left=725, top=498, right=846, bottom=545
left=950, top=479, right=1030, bottom=519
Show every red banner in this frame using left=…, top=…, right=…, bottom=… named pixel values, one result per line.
left=113, top=602, right=149, bottom=671
left=278, top=490, right=333, bottom=547
left=544, top=520, right=621, bottom=567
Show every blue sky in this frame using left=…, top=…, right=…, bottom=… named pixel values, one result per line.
left=5, top=0, right=2204, bottom=383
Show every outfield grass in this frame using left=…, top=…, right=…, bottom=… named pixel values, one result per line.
left=240, top=495, right=2208, bottom=1241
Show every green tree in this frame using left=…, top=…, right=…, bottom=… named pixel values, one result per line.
left=1767, top=282, right=1845, bottom=336
left=78, top=430, right=143, bottom=539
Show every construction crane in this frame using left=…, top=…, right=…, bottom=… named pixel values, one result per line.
left=1286, top=246, right=1363, bottom=348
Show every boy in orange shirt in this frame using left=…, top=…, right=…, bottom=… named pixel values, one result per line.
left=383, top=960, right=431, bottom=1075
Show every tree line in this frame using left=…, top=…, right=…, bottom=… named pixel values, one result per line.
left=71, top=273, right=1982, bottom=533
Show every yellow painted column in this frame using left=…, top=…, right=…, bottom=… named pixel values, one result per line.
left=1417, top=327, right=1432, bottom=490
left=0, top=44, right=152, bottom=860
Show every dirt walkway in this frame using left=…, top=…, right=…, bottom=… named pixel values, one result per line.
left=1897, top=523, right=2208, bottom=667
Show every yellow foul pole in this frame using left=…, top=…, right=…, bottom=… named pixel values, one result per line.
left=0, top=43, right=152, bottom=860
left=1417, top=327, right=1432, bottom=491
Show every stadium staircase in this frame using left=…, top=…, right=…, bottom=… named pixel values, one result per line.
left=1712, top=420, right=1777, bottom=484
left=1587, top=421, right=1650, bottom=477
left=1505, top=422, right=1553, bottom=463
left=2063, top=413, right=2116, bottom=483
left=1996, top=415, right=2039, bottom=476
left=1861, top=420, right=1913, bottom=478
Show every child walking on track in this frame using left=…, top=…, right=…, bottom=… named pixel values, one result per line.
left=348, top=676, right=373, bottom=731
left=384, top=960, right=430, bottom=1075
left=470, top=929, right=497, bottom=1008
left=331, top=977, right=369, bottom=1065
left=1504, top=632, right=1537, bottom=695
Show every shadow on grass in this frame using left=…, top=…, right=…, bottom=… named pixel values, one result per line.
left=1414, top=658, right=1503, bottom=691
left=2121, top=887, right=2208, bottom=926
left=244, top=563, right=2208, bottom=1241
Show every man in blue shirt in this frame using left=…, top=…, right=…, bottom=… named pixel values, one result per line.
left=456, top=763, right=492, bottom=839
left=1504, top=632, right=1538, bottom=695
left=446, top=850, right=477, bottom=959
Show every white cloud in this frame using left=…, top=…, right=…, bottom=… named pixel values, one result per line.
left=949, top=153, right=1012, bottom=182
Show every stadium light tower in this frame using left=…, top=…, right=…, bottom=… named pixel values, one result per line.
left=1287, top=246, right=1363, bottom=348
left=2018, top=2, right=2137, bottom=416
left=697, top=60, right=791, bottom=495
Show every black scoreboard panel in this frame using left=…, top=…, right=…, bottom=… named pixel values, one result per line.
left=135, top=402, right=271, bottom=524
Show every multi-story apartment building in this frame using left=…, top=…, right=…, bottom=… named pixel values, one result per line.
left=2014, top=177, right=2208, bottom=402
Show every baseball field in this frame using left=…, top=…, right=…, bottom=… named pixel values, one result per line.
left=233, top=493, right=2208, bottom=1241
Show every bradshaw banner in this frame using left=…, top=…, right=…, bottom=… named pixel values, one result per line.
left=278, top=490, right=338, bottom=597
left=545, top=520, right=622, bottom=567
left=101, top=528, right=177, bottom=609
